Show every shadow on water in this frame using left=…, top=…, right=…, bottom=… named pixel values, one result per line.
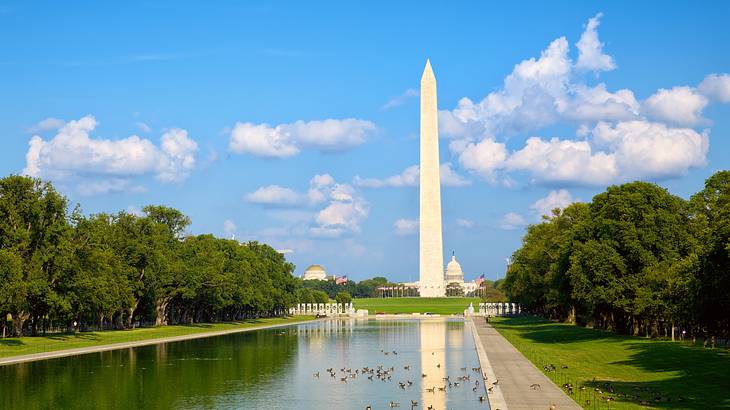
left=497, top=316, right=730, bottom=409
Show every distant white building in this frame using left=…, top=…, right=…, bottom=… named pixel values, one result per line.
left=302, top=264, right=328, bottom=281
left=400, top=253, right=479, bottom=296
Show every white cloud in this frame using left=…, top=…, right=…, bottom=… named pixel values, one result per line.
left=394, top=218, right=418, bottom=235
left=440, top=163, right=472, bottom=187
left=438, top=14, right=722, bottom=187
left=592, top=120, right=708, bottom=180
left=223, top=219, right=237, bottom=238
left=135, top=122, right=152, bottom=133
left=27, top=117, right=65, bottom=133
left=506, top=137, right=617, bottom=185
left=530, top=190, right=574, bottom=218
left=77, top=179, right=146, bottom=196
left=354, top=163, right=470, bottom=188
left=354, top=165, right=420, bottom=188
left=22, top=115, right=198, bottom=189
left=157, top=129, right=199, bottom=182
left=456, top=218, right=475, bottom=229
left=228, top=122, right=299, bottom=158
left=455, top=138, right=508, bottom=181
left=245, top=185, right=304, bottom=206
left=644, top=86, right=708, bottom=126
left=698, top=73, right=730, bottom=103
left=228, top=118, right=376, bottom=158
left=499, top=212, right=527, bottom=230
left=382, top=88, right=419, bottom=110
left=575, top=13, right=616, bottom=72
left=246, top=174, right=369, bottom=238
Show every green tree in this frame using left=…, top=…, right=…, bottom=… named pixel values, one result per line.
left=0, top=176, right=71, bottom=336
left=335, top=291, right=352, bottom=306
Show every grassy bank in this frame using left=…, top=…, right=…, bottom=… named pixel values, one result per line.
left=0, top=316, right=314, bottom=359
left=353, top=297, right=480, bottom=315
left=492, top=316, right=730, bottom=409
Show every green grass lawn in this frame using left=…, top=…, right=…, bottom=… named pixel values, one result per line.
left=491, top=316, right=730, bottom=409
left=353, top=297, right=480, bottom=315
left=0, top=316, right=314, bottom=359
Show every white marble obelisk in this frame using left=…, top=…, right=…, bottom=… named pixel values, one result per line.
left=419, top=59, right=445, bottom=297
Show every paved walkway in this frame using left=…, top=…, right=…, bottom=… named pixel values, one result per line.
left=0, top=318, right=319, bottom=367
left=471, top=318, right=581, bottom=410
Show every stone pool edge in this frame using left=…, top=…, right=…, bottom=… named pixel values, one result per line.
left=468, top=318, right=509, bottom=410
left=0, top=318, right=322, bottom=367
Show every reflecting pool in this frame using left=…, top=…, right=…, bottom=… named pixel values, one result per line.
left=1, top=318, right=489, bottom=410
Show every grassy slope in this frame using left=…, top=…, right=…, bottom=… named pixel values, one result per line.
left=0, top=316, right=314, bottom=359
left=353, top=297, right=480, bottom=315
left=492, top=316, right=730, bottom=409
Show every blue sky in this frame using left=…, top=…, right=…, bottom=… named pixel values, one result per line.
left=1, top=1, right=729, bottom=282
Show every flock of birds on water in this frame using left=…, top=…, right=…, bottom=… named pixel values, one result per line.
left=310, top=349, right=494, bottom=410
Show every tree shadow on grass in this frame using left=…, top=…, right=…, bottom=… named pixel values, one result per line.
left=498, top=316, right=730, bottom=409
left=587, top=341, right=730, bottom=409
left=497, top=315, right=620, bottom=344
left=0, top=339, right=23, bottom=347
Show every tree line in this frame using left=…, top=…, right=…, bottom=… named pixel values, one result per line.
left=0, top=175, right=298, bottom=337
left=503, top=171, right=730, bottom=345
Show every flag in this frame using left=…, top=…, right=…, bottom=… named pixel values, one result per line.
left=475, top=274, right=485, bottom=287
left=335, top=275, right=348, bottom=285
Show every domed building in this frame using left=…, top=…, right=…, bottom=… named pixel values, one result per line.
left=445, top=254, right=464, bottom=284
left=302, top=264, right=327, bottom=281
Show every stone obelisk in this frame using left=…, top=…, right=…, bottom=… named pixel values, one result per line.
left=419, top=59, right=445, bottom=297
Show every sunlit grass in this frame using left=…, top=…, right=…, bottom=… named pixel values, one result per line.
left=353, top=297, right=480, bottom=315
left=492, top=316, right=730, bottom=409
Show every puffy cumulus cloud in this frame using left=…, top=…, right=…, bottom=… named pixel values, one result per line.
left=644, top=87, right=708, bottom=126
left=22, top=115, right=198, bottom=191
left=440, top=163, right=472, bottom=187
left=592, top=120, right=708, bottom=180
left=246, top=174, right=369, bottom=238
left=394, top=218, right=418, bottom=235
left=454, top=138, right=508, bottom=181
left=157, top=129, right=199, bottom=182
left=228, top=118, right=376, bottom=158
left=245, top=185, right=304, bottom=206
left=698, top=73, right=730, bottom=103
left=530, top=190, right=574, bottom=218
left=228, top=122, right=299, bottom=158
left=455, top=218, right=475, bottom=229
left=499, top=212, right=527, bottom=230
left=575, top=13, right=616, bottom=72
left=312, top=177, right=369, bottom=238
left=354, top=163, right=470, bottom=188
left=506, top=137, right=617, bottom=185
left=439, top=14, right=725, bottom=187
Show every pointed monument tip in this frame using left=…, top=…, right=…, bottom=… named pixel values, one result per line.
left=422, top=58, right=435, bottom=80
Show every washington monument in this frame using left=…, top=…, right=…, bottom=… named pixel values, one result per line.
left=419, top=59, right=445, bottom=297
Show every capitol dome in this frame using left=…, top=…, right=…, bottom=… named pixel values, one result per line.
left=303, top=264, right=327, bottom=281
left=445, top=255, right=464, bottom=283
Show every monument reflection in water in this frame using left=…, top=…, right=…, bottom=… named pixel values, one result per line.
left=0, top=318, right=488, bottom=410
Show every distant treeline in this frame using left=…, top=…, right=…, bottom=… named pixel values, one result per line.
left=503, top=171, right=730, bottom=343
left=0, top=175, right=298, bottom=337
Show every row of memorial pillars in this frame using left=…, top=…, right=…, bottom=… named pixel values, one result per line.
left=478, top=302, right=521, bottom=316
left=376, top=286, right=419, bottom=298
left=289, top=303, right=354, bottom=316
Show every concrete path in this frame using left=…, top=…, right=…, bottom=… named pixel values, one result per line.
left=0, top=318, right=319, bottom=367
left=471, top=318, right=581, bottom=410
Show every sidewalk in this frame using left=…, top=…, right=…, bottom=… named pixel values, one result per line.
left=472, top=318, right=581, bottom=410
